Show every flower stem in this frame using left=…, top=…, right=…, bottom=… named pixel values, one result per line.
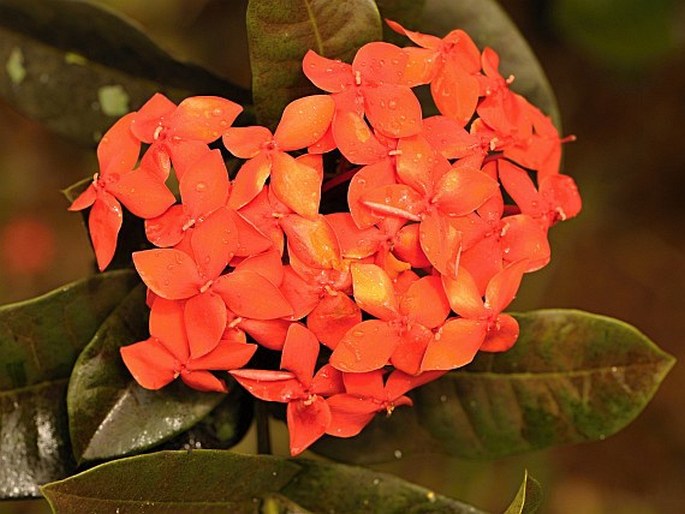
left=322, top=167, right=359, bottom=193
left=255, top=400, right=272, bottom=455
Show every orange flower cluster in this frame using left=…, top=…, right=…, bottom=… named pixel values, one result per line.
left=69, top=21, right=581, bottom=455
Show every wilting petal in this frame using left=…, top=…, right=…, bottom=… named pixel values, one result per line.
left=351, top=263, right=399, bottom=320
left=481, top=313, right=519, bottom=352
left=391, top=323, right=432, bottom=375
left=326, top=394, right=378, bottom=438
left=400, top=275, right=450, bottom=329
left=145, top=204, right=186, bottom=248
left=330, top=320, right=399, bottom=372
left=222, top=126, right=272, bottom=159
left=110, top=167, right=175, bottom=219
left=214, top=270, right=293, bottom=320
left=431, top=59, right=479, bottom=126
left=170, top=96, right=242, bottom=142
left=281, top=323, right=320, bottom=386
left=434, top=168, right=499, bottom=216
left=68, top=183, right=97, bottom=211
left=418, top=210, right=462, bottom=278
left=191, top=207, right=238, bottom=280
left=132, top=248, right=202, bottom=300
left=184, top=291, right=227, bottom=358
left=347, top=160, right=396, bottom=229
left=98, top=113, right=140, bottom=175
left=181, top=370, right=227, bottom=393
left=187, top=339, right=257, bottom=370
left=282, top=215, right=341, bottom=271
left=89, top=192, right=123, bottom=271
left=231, top=368, right=305, bottom=402
left=441, top=267, right=487, bottom=319
left=421, top=318, right=486, bottom=371
left=287, top=396, right=331, bottom=455
left=228, top=153, right=272, bottom=210
left=180, top=149, right=230, bottom=219
left=332, top=110, right=387, bottom=165
left=120, top=338, right=178, bottom=390
left=238, top=318, right=292, bottom=351
left=307, top=293, right=362, bottom=349
left=130, top=93, right=176, bottom=143
left=302, top=50, right=352, bottom=93
left=270, top=152, right=322, bottom=219
left=274, top=95, right=335, bottom=151
left=485, top=259, right=528, bottom=314
left=364, top=83, right=422, bottom=138
left=149, top=297, right=189, bottom=362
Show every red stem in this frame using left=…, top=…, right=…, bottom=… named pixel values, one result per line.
left=322, top=167, right=360, bottom=193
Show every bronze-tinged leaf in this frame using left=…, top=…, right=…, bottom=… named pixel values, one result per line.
left=67, top=286, right=225, bottom=463
left=0, top=270, right=139, bottom=498
left=0, top=0, right=250, bottom=146
left=247, top=0, right=382, bottom=127
left=312, top=309, right=675, bottom=463
left=41, top=450, right=486, bottom=513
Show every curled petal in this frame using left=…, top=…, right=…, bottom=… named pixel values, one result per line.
left=68, top=183, right=97, bottom=211
left=181, top=370, right=227, bottom=393
left=331, top=320, right=399, bottom=373
left=89, top=193, right=123, bottom=272
left=275, top=95, right=335, bottom=151
left=110, top=167, right=175, bottom=219
left=393, top=223, right=430, bottom=268
left=132, top=248, right=202, bottom=300
left=184, top=291, right=227, bottom=359
left=180, top=149, right=230, bottom=219
left=481, top=313, right=519, bottom=352
left=170, top=96, right=242, bottom=142
left=270, top=152, right=322, bottom=219
left=222, top=126, right=272, bottom=159
left=385, top=19, right=441, bottom=50
left=228, top=153, right=272, bottom=210
left=214, top=270, right=293, bottom=320
left=421, top=318, right=486, bottom=371
left=307, top=293, right=362, bottom=349
left=364, top=83, right=422, bottom=138
left=231, top=368, right=305, bottom=402
left=400, top=275, right=450, bottom=329
left=149, top=297, right=189, bottom=362
left=302, top=50, right=352, bottom=93
left=351, top=263, right=399, bottom=320
left=287, top=396, right=331, bottom=456
left=120, top=338, right=178, bottom=390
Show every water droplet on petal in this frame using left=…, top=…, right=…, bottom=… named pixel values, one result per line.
left=195, top=182, right=207, bottom=192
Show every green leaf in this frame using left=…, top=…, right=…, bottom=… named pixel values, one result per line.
left=0, top=0, right=250, bottom=146
left=247, top=0, right=382, bottom=127
left=374, top=0, right=561, bottom=126
left=313, top=309, right=675, bottom=463
left=41, top=450, right=486, bottom=513
left=67, top=286, right=225, bottom=463
left=0, top=270, right=139, bottom=498
left=504, top=471, right=543, bottom=514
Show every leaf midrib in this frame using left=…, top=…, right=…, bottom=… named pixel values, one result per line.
left=303, top=0, right=324, bottom=55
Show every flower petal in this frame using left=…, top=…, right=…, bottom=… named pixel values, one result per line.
left=347, top=160, right=397, bottom=229
left=231, top=369, right=304, bottom=402
left=190, top=207, right=238, bottom=280
left=332, top=110, right=387, bottom=165
left=417, top=210, right=462, bottom=278
left=110, top=167, right=175, bottom=219
left=441, top=266, right=487, bottom=319
left=222, top=126, right=272, bottom=159
left=68, top=183, right=97, bottom=211
left=281, top=323, right=319, bottom=386
left=120, top=338, right=178, bottom=390
left=181, top=370, right=227, bottom=393
left=98, top=112, right=140, bottom=175
left=187, top=339, right=257, bottom=370
left=400, top=275, right=450, bottom=328
left=307, top=293, right=362, bottom=349
left=229, top=209, right=274, bottom=257
left=130, top=93, right=176, bottom=143
left=270, top=152, right=322, bottom=219
left=228, top=153, right=272, bottom=210
left=326, top=394, right=378, bottom=438
left=434, top=168, right=500, bottom=216
left=331, top=320, right=399, bottom=373
left=501, top=215, right=550, bottom=271
left=149, top=297, right=189, bottom=362
left=390, top=323, right=432, bottom=375
left=179, top=149, right=230, bottom=219
left=275, top=95, right=335, bottom=151
left=485, top=259, right=528, bottom=314
left=431, top=62, right=479, bottom=126
left=89, top=192, right=123, bottom=271
left=238, top=318, right=292, bottom=351
left=145, top=204, right=186, bottom=248
left=421, top=318, right=486, bottom=371
left=235, top=248, right=284, bottom=286
left=287, top=396, right=331, bottom=455
left=302, top=50, right=352, bottom=93
left=361, top=183, right=424, bottom=221
left=352, top=42, right=408, bottom=84
left=132, top=248, right=203, bottom=300
left=364, top=83, right=422, bottom=138
left=170, top=96, right=242, bottom=142
left=214, top=270, right=293, bottom=320
left=184, top=291, right=227, bottom=359
left=393, top=223, right=431, bottom=268
left=351, top=263, right=399, bottom=320
left=481, top=313, right=519, bottom=352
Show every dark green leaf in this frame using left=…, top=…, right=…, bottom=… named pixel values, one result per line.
left=375, top=0, right=561, bottom=126
left=313, top=309, right=675, bottom=463
left=67, top=286, right=225, bottom=463
left=41, top=450, right=486, bottom=513
left=247, top=0, right=382, bottom=127
left=0, top=270, right=139, bottom=498
left=504, top=471, right=542, bottom=514
left=0, top=0, right=250, bottom=146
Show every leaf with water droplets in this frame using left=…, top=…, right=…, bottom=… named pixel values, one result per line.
left=67, top=285, right=227, bottom=463
left=312, top=309, right=675, bottom=462
left=0, top=270, right=139, bottom=499
left=41, top=450, right=486, bottom=513
left=0, top=0, right=250, bottom=146
left=247, top=0, right=382, bottom=127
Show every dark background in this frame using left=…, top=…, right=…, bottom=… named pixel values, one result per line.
left=1, top=1, right=683, bottom=512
